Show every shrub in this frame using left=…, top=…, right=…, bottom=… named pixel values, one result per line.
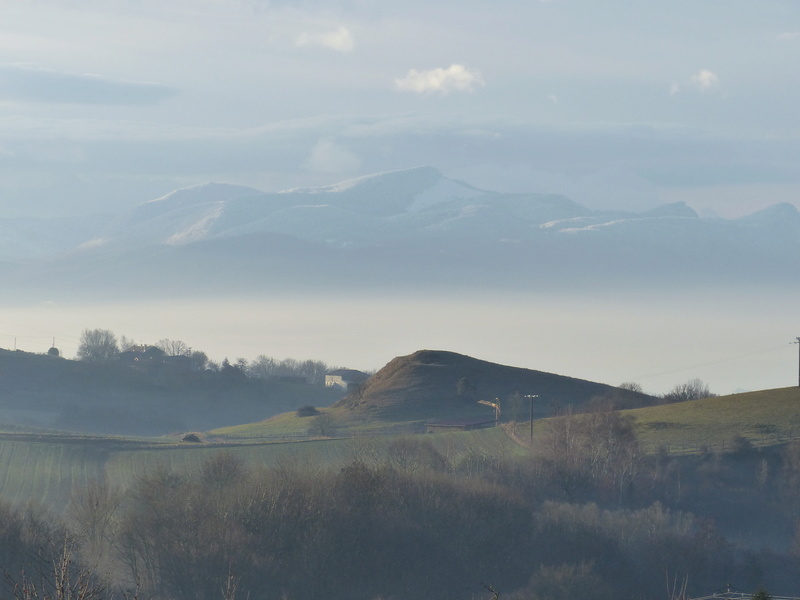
left=296, top=405, right=320, bottom=417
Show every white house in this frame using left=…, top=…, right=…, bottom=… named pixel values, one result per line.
left=324, top=368, right=369, bottom=391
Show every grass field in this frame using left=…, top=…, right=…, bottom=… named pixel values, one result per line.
left=209, top=405, right=427, bottom=439
left=1, top=386, right=798, bottom=513
left=0, top=425, right=523, bottom=513
left=625, top=386, right=800, bottom=452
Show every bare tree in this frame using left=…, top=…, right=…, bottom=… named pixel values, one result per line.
left=157, top=339, right=191, bottom=357
left=66, top=478, right=124, bottom=570
left=619, top=381, right=644, bottom=393
left=307, top=413, right=337, bottom=438
left=663, top=378, right=716, bottom=403
left=77, top=329, right=119, bottom=362
left=247, top=355, right=331, bottom=385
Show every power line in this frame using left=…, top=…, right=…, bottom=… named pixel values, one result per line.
left=627, top=343, right=792, bottom=382
left=0, top=333, right=61, bottom=352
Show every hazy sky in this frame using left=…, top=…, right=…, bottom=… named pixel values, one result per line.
left=2, top=0, right=800, bottom=217
left=1, top=290, right=798, bottom=396
left=2, top=1, right=798, bottom=399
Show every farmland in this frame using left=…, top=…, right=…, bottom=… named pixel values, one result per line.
left=0, top=386, right=798, bottom=513
left=626, top=386, right=800, bottom=452
left=0, top=425, right=523, bottom=512
left=3, top=383, right=800, bottom=600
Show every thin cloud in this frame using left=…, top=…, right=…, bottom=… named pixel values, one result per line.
left=303, top=138, right=361, bottom=174
left=296, top=26, right=355, bottom=53
left=690, top=69, right=720, bottom=91
left=394, top=64, right=485, bottom=95
left=670, top=69, right=720, bottom=95
left=0, top=64, right=177, bottom=105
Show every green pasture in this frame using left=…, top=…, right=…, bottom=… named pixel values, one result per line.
left=626, top=386, right=800, bottom=452
left=0, top=435, right=110, bottom=509
left=210, top=406, right=427, bottom=440
left=1, top=386, right=798, bottom=513
left=0, top=425, right=523, bottom=513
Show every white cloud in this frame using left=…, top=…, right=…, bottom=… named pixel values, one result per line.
left=394, top=64, right=484, bottom=95
left=296, top=26, right=355, bottom=53
left=670, top=69, right=720, bottom=95
left=689, top=69, right=720, bottom=91
left=303, top=138, right=361, bottom=174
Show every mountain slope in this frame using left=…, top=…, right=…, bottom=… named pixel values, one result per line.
left=4, top=166, right=800, bottom=296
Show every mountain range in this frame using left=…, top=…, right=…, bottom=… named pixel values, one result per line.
left=3, top=166, right=799, bottom=299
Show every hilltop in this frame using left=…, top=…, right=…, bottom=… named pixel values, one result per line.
left=332, top=349, right=649, bottom=422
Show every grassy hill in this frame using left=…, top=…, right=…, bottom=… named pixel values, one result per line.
left=1, top=342, right=797, bottom=515
left=0, top=385, right=797, bottom=513
left=333, top=349, right=642, bottom=421
left=626, top=386, right=800, bottom=452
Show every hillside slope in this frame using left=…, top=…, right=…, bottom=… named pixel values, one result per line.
left=0, top=349, right=340, bottom=436
left=333, top=349, right=632, bottom=421
left=627, top=386, right=800, bottom=450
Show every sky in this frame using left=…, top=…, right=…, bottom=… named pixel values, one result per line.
left=0, top=1, right=798, bottom=398
left=1, top=290, right=798, bottom=396
left=1, top=0, right=800, bottom=218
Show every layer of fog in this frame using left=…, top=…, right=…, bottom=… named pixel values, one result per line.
left=1, top=288, right=796, bottom=397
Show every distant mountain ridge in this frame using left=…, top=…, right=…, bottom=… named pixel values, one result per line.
left=3, top=165, right=800, bottom=298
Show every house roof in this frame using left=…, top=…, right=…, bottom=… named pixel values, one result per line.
left=326, top=368, right=369, bottom=381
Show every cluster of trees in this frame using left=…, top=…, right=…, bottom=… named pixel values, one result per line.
left=76, top=328, right=208, bottom=367
left=57, top=451, right=732, bottom=600
left=245, top=355, right=332, bottom=385
left=75, top=328, right=335, bottom=385
left=2, top=420, right=799, bottom=600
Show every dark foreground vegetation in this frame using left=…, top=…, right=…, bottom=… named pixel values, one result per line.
left=3, top=411, right=800, bottom=600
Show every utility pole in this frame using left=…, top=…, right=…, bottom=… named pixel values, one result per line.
left=524, top=394, right=538, bottom=444
left=795, top=337, right=800, bottom=387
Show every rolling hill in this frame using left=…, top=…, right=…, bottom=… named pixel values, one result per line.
left=627, top=386, right=800, bottom=452
left=332, top=349, right=646, bottom=421
left=0, top=385, right=797, bottom=515
left=0, top=348, right=341, bottom=436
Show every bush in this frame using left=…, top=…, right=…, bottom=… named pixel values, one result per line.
left=307, top=413, right=336, bottom=437
left=296, top=405, right=320, bottom=417
left=663, top=378, right=715, bottom=403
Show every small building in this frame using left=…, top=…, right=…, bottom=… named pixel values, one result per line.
left=118, top=345, right=166, bottom=366
left=325, top=368, right=369, bottom=392
left=118, top=345, right=195, bottom=372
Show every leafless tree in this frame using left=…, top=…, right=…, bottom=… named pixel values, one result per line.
left=663, top=378, right=716, bottom=403
left=77, top=329, right=119, bottom=363
left=156, top=339, right=191, bottom=357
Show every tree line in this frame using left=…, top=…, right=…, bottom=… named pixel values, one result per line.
left=76, top=328, right=335, bottom=385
